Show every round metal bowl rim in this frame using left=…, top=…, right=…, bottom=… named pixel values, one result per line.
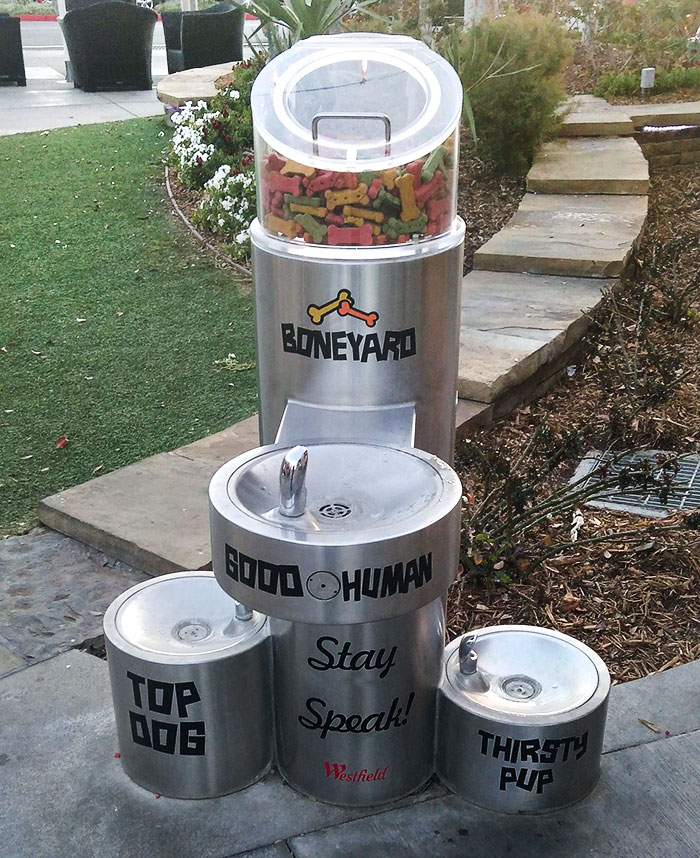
left=103, top=571, right=269, bottom=665
left=440, top=625, right=611, bottom=726
left=250, top=217, right=465, bottom=263
left=209, top=441, right=463, bottom=549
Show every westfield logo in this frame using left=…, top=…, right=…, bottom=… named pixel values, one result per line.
left=324, top=762, right=388, bottom=782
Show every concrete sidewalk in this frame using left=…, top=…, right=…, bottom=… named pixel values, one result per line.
left=0, top=644, right=698, bottom=858
left=0, top=19, right=262, bottom=135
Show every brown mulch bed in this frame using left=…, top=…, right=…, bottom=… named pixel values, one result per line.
left=458, top=135, right=525, bottom=274
left=607, top=89, right=700, bottom=105
left=565, top=41, right=638, bottom=96
left=446, top=162, right=700, bottom=685
left=565, top=40, right=700, bottom=104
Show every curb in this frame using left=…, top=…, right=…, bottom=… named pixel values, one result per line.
left=164, top=165, right=252, bottom=280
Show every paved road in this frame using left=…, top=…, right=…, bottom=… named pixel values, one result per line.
left=21, top=19, right=166, bottom=48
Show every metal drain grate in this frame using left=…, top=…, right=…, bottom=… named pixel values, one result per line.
left=318, top=502, right=353, bottom=519
left=571, top=450, right=700, bottom=518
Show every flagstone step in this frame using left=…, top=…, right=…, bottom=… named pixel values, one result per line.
left=560, top=95, right=636, bottom=137
left=458, top=270, right=611, bottom=403
left=527, top=137, right=649, bottom=195
left=619, top=99, right=700, bottom=128
left=473, top=193, right=648, bottom=278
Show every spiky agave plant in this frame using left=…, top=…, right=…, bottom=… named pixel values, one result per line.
left=245, top=0, right=384, bottom=56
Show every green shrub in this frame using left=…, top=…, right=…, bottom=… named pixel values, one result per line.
left=168, top=58, right=261, bottom=189
left=439, top=11, right=573, bottom=176
left=0, top=0, right=56, bottom=14
left=594, top=65, right=700, bottom=98
left=523, top=0, right=699, bottom=69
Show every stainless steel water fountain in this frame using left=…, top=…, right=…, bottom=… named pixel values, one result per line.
left=106, top=32, right=610, bottom=813
left=436, top=626, right=611, bottom=812
left=104, top=572, right=273, bottom=798
left=207, top=33, right=468, bottom=806
left=209, top=441, right=461, bottom=804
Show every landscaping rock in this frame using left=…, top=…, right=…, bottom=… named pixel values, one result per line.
left=560, top=95, right=635, bottom=137
left=619, top=100, right=700, bottom=128
left=527, top=137, right=649, bottom=195
left=157, top=63, right=237, bottom=107
left=0, top=528, right=145, bottom=665
left=39, top=418, right=259, bottom=577
left=473, top=193, right=648, bottom=278
left=458, top=270, right=609, bottom=403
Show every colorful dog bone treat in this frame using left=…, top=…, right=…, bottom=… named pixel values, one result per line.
left=263, top=152, right=286, bottom=172
left=281, top=159, right=315, bottom=177
left=374, top=233, right=388, bottom=244
left=427, top=194, right=451, bottom=222
left=325, top=185, right=369, bottom=210
left=284, top=193, right=322, bottom=208
left=307, top=289, right=352, bottom=324
left=421, top=145, right=448, bottom=182
left=271, top=190, right=284, bottom=208
left=395, top=173, right=421, bottom=222
left=306, top=171, right=344, bottom=194
left=405, top=160, right=424, bottom=189
left=265, top=213, right=299, bottom=238
left=358, top=171, right=380, bottom=186
left=371, top=224, right=382, bottom=236
left=371, top=186, right=401, bottom=213
left=290, top=203, right=328, bottom=218
left=367, top=177, right=383, bottom=200
left=344, top=215, right=365, bottom=227
left=294, top=213, right=328, bottom=244
left=381, top=168, right=399, bottom=189
left=342, top=205, right=384, bottom=224
left=415, top=171, right=445, bottom=209
left=325, top=212, right=345, bottom=226
left=268, top=172, right=303, bottom=196
left=327, top=224, right=373, bottom=246
left=383, top=213, right=428, bottom=239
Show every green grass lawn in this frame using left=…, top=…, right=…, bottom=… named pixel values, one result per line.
left=0, top=117, right=258, bottom=538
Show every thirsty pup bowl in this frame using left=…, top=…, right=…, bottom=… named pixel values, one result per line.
left=436, top=625, right=610, bottom=813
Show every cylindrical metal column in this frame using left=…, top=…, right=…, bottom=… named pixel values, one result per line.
left=437, top=626, right=610, bottom=813
left=104, top=572, right=273, bottom=799
left=272, top=598, right=444, bottom=806
left=251, top=220, right=465, bottom=464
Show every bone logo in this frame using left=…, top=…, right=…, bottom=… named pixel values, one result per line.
left=307, top=289, right=379, bottom=328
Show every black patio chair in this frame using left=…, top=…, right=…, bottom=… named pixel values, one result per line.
left=0, top=14, right=26, bottom=87
left=60, top=1, right=157, bottom=91
left=162, top=3, right=244, bottom=75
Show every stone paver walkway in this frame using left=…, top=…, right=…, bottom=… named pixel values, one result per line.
left=0, top=529, right=145, bottom=676
left=473, top=193, right=648, bottom=278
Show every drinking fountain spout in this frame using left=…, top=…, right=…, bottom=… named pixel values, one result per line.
left=458, top=634, right=489, bottom=692
left=279, top=445, right=308, bottom=517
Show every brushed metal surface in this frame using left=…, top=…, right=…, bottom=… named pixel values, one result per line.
left=209, top=442, right=462, bottom=623
left=436, top=628, right=610, bottom=813
left=104, top=572, right=273, bottom=798
left=250, top=218, right=465, bottom=464
left=272, top=598, right=445, bottom=806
